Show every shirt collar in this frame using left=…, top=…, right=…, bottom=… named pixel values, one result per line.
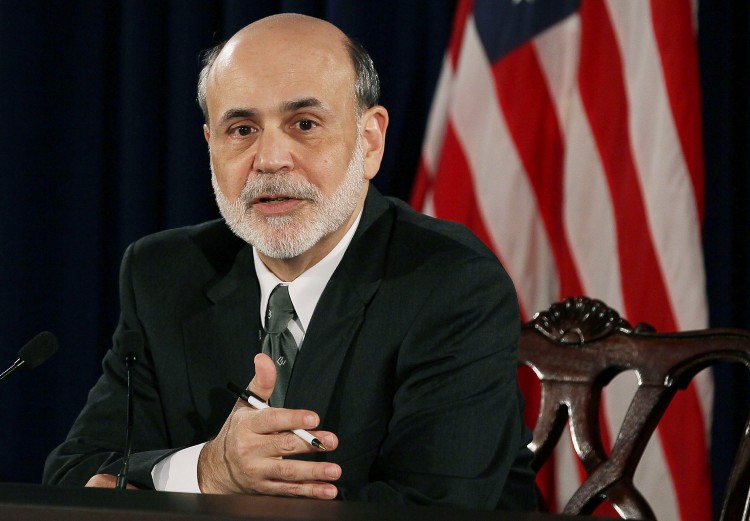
left=254, top=209, right=362, bottom=333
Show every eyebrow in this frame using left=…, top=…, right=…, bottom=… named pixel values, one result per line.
left=219, top=108, right=257, bottom=125
left=281, top=97, right=324, bottom=112
left=218, top=97, right=328, bottom=127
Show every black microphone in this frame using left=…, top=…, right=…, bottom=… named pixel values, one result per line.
left=115, top=331, right=142, bottom=489
left=0, top=331, right=58, bottom=383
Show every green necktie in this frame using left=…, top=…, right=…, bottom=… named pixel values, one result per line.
left=261, top=284, right=298, bottom=407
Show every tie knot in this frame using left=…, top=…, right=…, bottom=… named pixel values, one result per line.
left=265, top=284, right=296, bottom=333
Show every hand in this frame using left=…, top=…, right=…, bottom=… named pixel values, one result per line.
left=85, top=474, right=139, bottom=489
left=198, top=353, right=340, bottom=498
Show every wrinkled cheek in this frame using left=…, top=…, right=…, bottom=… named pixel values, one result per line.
left=212, top=167, right=250, bottom=202
left=210, top=145, right=255, bottom=197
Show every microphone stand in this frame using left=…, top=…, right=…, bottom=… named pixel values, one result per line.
left=0, top=360, right=24, bottom=383
left=116, top=354, right=137, bottom=489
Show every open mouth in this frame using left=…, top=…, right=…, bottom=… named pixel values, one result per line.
left=258, top=196, right=291, bottom=203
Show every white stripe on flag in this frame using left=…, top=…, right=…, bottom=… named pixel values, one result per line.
left=451, top=16, right=559, bottom=313
left=604, top=372, right=681, bottom=521
left=606, top=0, right=707, bottom=331
left=563, top=91, right=625, bottom=310
left=422, top=55, right=455, bottom=180
left=532, top=14, right=581, bottom=141
left=534, top=17, right=626, bottom=310
left=554, top=427, right=582, bottom=511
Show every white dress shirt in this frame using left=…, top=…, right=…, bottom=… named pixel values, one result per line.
left=151, top=211, right=362, bottom=492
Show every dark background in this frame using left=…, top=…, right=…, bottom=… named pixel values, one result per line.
left=0, top=1, right=747, bottom=517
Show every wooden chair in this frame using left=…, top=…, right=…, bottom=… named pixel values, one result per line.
left=519, top=296, right=750, bottom=521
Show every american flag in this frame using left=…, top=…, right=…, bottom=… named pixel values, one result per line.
left=411, top=0, right=711, bottom=518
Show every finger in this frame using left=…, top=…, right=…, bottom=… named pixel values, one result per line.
left=248, top=460, right=341, bottom=499
left=248, top=353, right=276, bottom=402
left=313, top=431, right=338, bottom=452
left=247, top=407, right=321, bottom=438
left=286, top=430, right=338, bottom=453
left=265, top=429, right=338, bottom=456
left=84, top=474, right=138, bottom=490
left=230, top=425, right=337, bottom=463
left=85, top=474, right=117, bottom=488
left=261, top=480, right=340, bottom=500
left=261, top=458, right=342, bottom=484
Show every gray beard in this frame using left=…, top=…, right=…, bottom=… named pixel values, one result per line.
left=212, top=134, right=366, bottom=259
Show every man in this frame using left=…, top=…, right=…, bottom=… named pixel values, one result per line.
left=44, top=13, right=537, bottom=510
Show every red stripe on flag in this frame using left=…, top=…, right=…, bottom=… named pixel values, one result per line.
left=577, top=0, right=675, bottom=331
left=431, top=123, right=497, bottom=251
left=660, top=392, right=713, bottom=520
left=648, top=0, right=712, bottom=514
left=491, top=43, right=585, bottom=300
left=650, top=3, right=712, bottom=518
left=649, top=0, right=705, bottom=221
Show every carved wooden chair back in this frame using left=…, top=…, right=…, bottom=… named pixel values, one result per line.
left=518, top=297, right=750, bottom=521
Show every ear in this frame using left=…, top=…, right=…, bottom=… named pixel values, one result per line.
left=360, top=105, right=389, bottom=181
left=203, top=123, right=211, bottom=143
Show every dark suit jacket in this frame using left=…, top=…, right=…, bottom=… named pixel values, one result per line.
left=44, top=187, right=537, bottom=511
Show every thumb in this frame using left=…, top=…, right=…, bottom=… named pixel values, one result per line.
left=248, top=352, right=276, bottom=402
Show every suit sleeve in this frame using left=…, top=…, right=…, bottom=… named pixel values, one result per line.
left=341, top=254, right=536, bottom=510
left=42, top=244, right=176, bottom=488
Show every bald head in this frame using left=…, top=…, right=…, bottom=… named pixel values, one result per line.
left=197, top=14, right=380, bottom=123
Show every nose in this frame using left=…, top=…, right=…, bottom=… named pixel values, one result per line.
left=252, top=128, right=293, bottom=174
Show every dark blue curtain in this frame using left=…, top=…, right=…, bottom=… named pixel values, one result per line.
left=0, top=1, right=747, bottom=518
left=699, top=1, right=750, bottom=515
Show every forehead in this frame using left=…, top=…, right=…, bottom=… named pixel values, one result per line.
left=206, top=26, right=356, bottom=119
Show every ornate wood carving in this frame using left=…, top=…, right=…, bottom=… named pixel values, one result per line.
left=529, top=296, right=639, bottom=345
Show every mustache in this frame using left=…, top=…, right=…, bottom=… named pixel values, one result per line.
left=239, top=173, right=322, bottom=203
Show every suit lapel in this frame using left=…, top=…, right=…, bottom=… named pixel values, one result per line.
left=285, top=189, right=393, bottom=423
left=182, top=243, right=262, bottom=430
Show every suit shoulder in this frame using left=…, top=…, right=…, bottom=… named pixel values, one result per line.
left=385, top=196, right=498, bottom=262
left=128, top=219, right=246, bottom=276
